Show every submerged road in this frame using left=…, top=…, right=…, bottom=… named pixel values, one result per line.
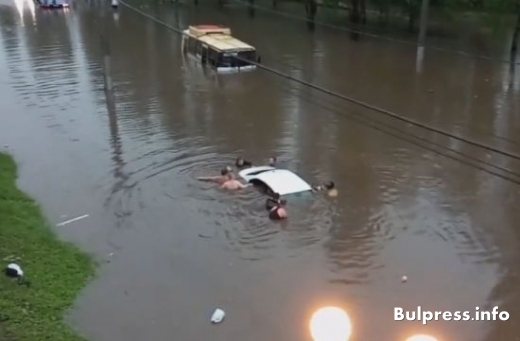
left=0, top=0, right=520, bottom=340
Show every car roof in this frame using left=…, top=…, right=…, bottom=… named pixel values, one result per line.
left=239, top=167, right=312, bottom=196
left=238, top=166, right=275, bottom=179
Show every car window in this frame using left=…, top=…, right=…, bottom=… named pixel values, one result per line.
left=245, top=169, right=273, bottom=176
left=249, top=179, right=274, bottom=195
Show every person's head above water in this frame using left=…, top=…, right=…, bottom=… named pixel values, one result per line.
left=235, top=156, right=252, bottom=168
left=324, top=181, right=335, bottom=190
left=220, top=168, right=230, bottom=176
left=268, top=156, right=277, bottom=166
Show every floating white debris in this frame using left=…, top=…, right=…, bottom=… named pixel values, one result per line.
left=211, top=308, right=226, bottom=324
left=57, top=214, right=89, bottom=227
left=5, top=263, right=23, bottom=278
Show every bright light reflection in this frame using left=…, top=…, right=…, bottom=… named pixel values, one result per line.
left=406, top=334, right=439, bottom=341
left=14, top=0, right=24, bottom=19
left=310, top=307, right=352, bottom=341
left=27, top=0, right=35, bottom=21
left=13, top=0, right=35, bottom=23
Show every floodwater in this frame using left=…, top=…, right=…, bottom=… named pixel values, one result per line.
left=0, top=0, right=520, bottom=340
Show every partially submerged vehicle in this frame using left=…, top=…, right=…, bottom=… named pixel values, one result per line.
left=181, top=25, right=259, bottom=73
left=238, top=166, right=313, bottom=196
left=38, top=0, right=69, bottom=8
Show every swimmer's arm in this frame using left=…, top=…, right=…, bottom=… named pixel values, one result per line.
left=239, top=182, right=253, bottom=189
left=197, top=176, right=218, bottom=182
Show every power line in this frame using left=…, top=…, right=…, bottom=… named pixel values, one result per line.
left=230, top=0, right=520, bottom=65
left=260, top=55, right=520, bottom=148
left=117, top=0, right=520, bottom=185
left=283, top=83, right=520, bottom=181
left=119, top=0, right=520, bottom=162
left=182, top=0, right=520, bottom=148
left=234, top=55, right=520, bottom=161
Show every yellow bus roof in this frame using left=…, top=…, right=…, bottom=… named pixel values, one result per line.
left=184, top=26, right=255, bottom=52
left=198, top=34, right=254, bottom=51
left=189, top=25, right=231, bottom=36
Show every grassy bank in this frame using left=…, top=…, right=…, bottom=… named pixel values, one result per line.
left=0, top=152, right=94, bottom=341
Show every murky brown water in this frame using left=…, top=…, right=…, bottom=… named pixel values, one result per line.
left=1, top=0, right=520, bottom=340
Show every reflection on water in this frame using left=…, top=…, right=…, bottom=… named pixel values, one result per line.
left=0, top=1, right=520, bottom=341
left=406, top=335, right=439, bottom=341
left=13, top=0, right=35, bottom=23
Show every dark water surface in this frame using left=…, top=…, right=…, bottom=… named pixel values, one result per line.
left=1, top=0, right=520, bottom=340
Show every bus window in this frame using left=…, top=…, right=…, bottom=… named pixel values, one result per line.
left=195, top=41, right=203, bottom=56
left=238, top=50, right=256, bottom=63
left=217, top=50, right=256, bottom=67
left=187, top=37, right=197, bottom=54
left=201, top=46, right=208, bottom=64
left=208, top=48, right=218, bottom=66
left=219, top=53, right=235, bottom=67
left=182, top=36, right=187, bottom=53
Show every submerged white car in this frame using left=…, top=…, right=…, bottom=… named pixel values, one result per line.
left=238, top=166, right=312, bottom=196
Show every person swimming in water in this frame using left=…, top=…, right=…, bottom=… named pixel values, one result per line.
left=197, top=168, right=232, bottom=185
left=268, top=156, right=277, bottom=167
left=312, top=181, right=338, bottom=197
left=269, top=199, right=287, bottom=220
left=265, top=192, right=281, bottom=210
left=221, top=173, right=252, bottom=190
left=235, top=156, right=253, bottom=169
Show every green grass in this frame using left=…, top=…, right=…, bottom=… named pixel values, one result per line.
left=0, top=152, right=94, bottom=341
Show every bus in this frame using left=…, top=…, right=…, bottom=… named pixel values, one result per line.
left=38, top=0, right=69, bottom=8
left=181, top=25, right=259, bottom=73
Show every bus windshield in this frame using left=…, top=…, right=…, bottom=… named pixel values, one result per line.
left=218, top=50, right=256, bottom=68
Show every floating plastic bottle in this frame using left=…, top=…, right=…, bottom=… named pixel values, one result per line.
left=210, top=308, right=225, bottom=324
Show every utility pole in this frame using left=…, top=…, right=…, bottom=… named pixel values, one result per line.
left=248, top=0, right=255, bottom=17
left=511, top=3, right=520, bottom=57
left=305, top=0, right=317, bottom=31
left=101, top=8, right=113, bottom=93
left=101, top=35, right=114, bottom=92
left=416, top=0, right=430, bottom=73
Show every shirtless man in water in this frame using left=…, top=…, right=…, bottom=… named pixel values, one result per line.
left=220, top=173, right=252, bottom=190
left=269, top=199, right=287, bottom=220
left=312, top=181, right=338, bottom=197
left=197, top=167, right=232, bottom=185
